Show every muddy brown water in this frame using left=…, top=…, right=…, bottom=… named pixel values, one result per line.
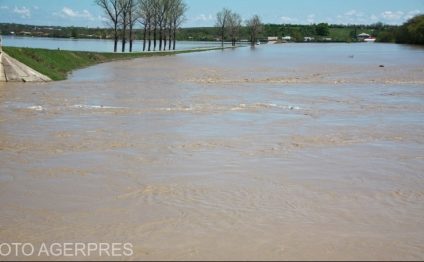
left=0, top=43, right=424, bottom=260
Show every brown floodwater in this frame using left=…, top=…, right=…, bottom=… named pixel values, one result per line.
left=0, top=43, right=424, bottom=260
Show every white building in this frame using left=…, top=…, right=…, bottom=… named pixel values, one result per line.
left=357, top=33, right=371, bottom=40
left=282, top=36, right=292, bottom=41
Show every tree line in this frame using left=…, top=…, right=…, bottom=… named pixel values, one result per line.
left=95, top=0, right=187, bottom=52
left=215, top=8, right=263, bottom=47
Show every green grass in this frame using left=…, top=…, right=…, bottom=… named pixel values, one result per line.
left=2, top=46, right=226, bottom=81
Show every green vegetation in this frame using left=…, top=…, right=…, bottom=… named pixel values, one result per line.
left=377, top=14, right=424, bottom=45
left=315, top=23, right=330, bottom=36
left=178, top=23, right=392, bottom=42
left=2, top=46, right=225, bottom=81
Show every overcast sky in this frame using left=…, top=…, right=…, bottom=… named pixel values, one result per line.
left=0, top=0, right=422, bottom=28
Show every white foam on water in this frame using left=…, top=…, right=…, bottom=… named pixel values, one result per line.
left=231, top=103, right=302, bottom=111
left=70, top=104, right=127, bottom=110
left=27, top=106, right=44, bottom=111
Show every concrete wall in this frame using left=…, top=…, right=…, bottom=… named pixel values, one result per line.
left=0, top=52, right=6, bottom=82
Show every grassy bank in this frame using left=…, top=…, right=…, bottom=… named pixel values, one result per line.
left=2, top=46, right=225, bottom=81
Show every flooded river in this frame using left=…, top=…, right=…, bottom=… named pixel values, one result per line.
left=0, top=43, right=423, bottom=260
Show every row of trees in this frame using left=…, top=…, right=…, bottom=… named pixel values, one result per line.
left=215, top=8, right=263, bottom=47
left=95, top=0, right=187, bottom=52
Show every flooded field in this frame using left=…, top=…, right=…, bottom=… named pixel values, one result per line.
left=0, top=43, right=424, bottom=260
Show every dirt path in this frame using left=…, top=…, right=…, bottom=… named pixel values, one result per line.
left=0, top=52, right=51, bottom=82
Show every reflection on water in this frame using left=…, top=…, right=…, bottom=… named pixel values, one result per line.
left=0, top=43, right=424, bottom=260
left=2, top=35, right=231, bottom=52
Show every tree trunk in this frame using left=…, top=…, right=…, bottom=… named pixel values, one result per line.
left=148, top=26, right=152, bottom=51
left=114, top=25, right=118, bottom=53
left=221, top=26, right=225, bottom=48
left=173, top=21, right=177, bottom=50
left=154, top=27, right=157, bottom=51
left=129, top=12, right=133, bottom=52
left=143, top=25, right=147, bottom=52
left=164, top=32, right=167, bottom=51
left=159, top=24, right=163, bottom=51
left=129, top=25, right=133, bottom=52
left=122, top=18, right=127, bottom=53
left=168, top=25, right=172, bottom=50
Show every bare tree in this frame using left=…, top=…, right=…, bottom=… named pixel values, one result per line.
left=158, top=0, right=171, bottom=51
left=216, top=8, right=231, bottom=48
left=246, top=15, right=263, bottom=46
left=163, top=2, right=173, bottom=50
left=170, top=0, right=187, bottom=50
left=119, top=0, right=130, bottom=52
left=95, top=0, right=123, bottom=52
left=127, top=0, right=139, bottom=52
left=228, top=12, right=242, bottom=46
left=137, top=0, right=186, bottom=52
left=138, top=0, right=153, bottom=51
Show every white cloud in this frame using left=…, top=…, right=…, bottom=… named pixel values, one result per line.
left=404, top=9, right=421, bottom=20
left=13, top=6, right=31, bottom=18
left=307, top=14, right=315, bottom=23
left=98, top=15, right=108, bottom=22
left=345, top=10, right=357, bottom=16
left=280, top=16, right=297, bottom=23
left=194, top=14, right=213, bottom=22
left=380, top=10, right=404, bottom=20
left=345, top=9, right=365, bottom=18
left=370, top=14, right=378, bottom=21
left=56, top=7, right=94, bottom=20
left=0, top=5, right=9, bottom=10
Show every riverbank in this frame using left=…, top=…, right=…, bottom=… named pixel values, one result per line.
left=2, top=46, right=230, bottom=81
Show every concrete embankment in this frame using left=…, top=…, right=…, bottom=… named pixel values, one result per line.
left=0, top=53, right=5, bottom=82
left=0, top=52, right=51, bottom=82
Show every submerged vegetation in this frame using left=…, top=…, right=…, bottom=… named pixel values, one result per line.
left=2, top=46, right=223, bottom=81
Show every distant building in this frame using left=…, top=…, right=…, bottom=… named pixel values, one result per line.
left=323, top=37, right=332, bottom=41
left=267, top=36, right=278, bottom=41
left=357, top=33, right=370, bottom=40
left=282, top=36, right=292, bottom=41
left=304, top=37, right=314, bottom=42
